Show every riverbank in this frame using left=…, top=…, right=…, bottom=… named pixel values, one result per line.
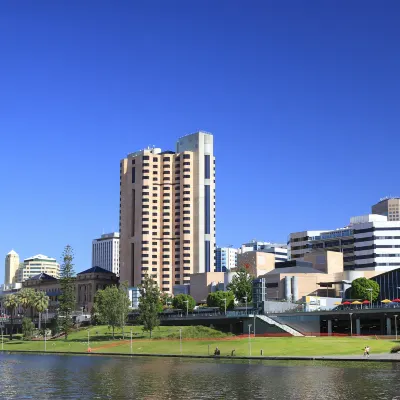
left=1, top=325, right=398, bottom=358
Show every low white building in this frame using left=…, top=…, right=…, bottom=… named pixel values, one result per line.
left=15, top=254, right=60, bottom=282
left=215, top=247, right=237, bottom=272
left=240, top=240, right=288, bottom=262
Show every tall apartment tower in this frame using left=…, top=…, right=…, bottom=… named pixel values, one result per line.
left=92, top=233, right=120, bottom=275
left=5, top=250, right=19, bottom=284
left=119, top=131, right=216, bottom=293
left=372, top=197, right=400, bottom=221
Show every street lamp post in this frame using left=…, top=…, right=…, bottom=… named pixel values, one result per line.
left=243, top=297, right=248, bottom=315
left=248, top=324, right=252, bottom=356
left=88, top=330, right=90, bottom=351
left=179, top=328, right=182, bottom=355
left=222, top=298, right=227, bottom=316
left=44, top=308, right=48, bottom=352
left=366, top=288, right=373, bottom=308
left=130, top=328, right=133, bottom=354
left=349, top=313, right=353, bottom=337
left=395, top=315, right=398, bottom=341
left=183, top=300, right=189, bottom=317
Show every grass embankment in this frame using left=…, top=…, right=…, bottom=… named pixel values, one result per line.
left=1, top=325, right=397, bottom=356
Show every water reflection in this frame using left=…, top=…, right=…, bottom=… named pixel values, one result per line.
left=0, top=354, right=400, bottom=399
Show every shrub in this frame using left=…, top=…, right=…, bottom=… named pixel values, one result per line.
left=390, top=345, right=400, bottom=354
left=22, top=317, right=35, bottom=340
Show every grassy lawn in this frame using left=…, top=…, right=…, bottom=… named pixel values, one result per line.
left=1, top=326, right=397, bottom=357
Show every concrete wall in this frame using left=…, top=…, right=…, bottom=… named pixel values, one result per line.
left=236, top=251, right=275, bottom=277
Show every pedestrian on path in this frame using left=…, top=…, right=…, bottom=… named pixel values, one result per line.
left=363, top=346, right=370, bottom=358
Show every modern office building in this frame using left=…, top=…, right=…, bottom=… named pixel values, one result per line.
left=372, top=197, right=400, bottom=221
left=240, top=240, right=288, bottom=262
left=15, top=254, right=60, bottom=283
left=215, top=247, right=237, bottom=272
left=92, top=232, right=120, bottom=275
left=288, top=231, right=327, bottom=260
left=289, top=214, right=400, bottom=271
left=4, top=250, right=20, bottom=284
left=119, top=131, right=216, bottom=293
left=371, top=267, right=400, bottom=300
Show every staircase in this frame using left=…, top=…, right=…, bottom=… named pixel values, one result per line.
left=257, top=315, right=304, bottom=337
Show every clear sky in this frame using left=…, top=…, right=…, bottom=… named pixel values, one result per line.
left=1, top=1, right=400, bottom=278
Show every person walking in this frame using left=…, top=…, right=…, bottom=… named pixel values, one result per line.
left=363, top=346, right=370, bottom=358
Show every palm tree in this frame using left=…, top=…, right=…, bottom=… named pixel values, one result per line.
left=4, top=294, right=19, bottom=340
left=17, top=288, right=35, bottom=317
left=32, top=291, right=49, bottom=330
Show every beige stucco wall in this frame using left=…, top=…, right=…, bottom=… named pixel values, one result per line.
left=304, top=250, right=344, bottom=274
left=237, top=251, right=275, bottom=277
left=190, top=272, right=225, bottom=303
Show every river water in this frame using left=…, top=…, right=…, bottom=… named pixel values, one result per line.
left=1, top=354, right=400, bottom=399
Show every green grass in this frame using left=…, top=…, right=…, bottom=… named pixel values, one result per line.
left=0, top=326, right=397, bottom=357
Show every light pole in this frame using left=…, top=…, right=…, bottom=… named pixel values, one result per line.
left=349, top=313, right=353, bottom=337
left=183, top=300, right=189, bottom=317
left=276, top=290, right=279, bottom=300
left=395, top=315, right=398, bottom=341
left=243, top=297, right=248, bottom=315
left=130, top=328, right=133, bottom=354
left=88, top=330, right=90, bottom=351
left=222, top=298, right=227, bottom=316
left=248, top=324, right=252, bottom=356
left=366, top=288, right=373, bottom=307
left=44, top=308, right=48, bottom=352
left=179, top=328, right=182, bottom=355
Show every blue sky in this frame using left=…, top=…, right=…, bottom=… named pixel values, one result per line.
left=1, top=1, right=400, bottom=277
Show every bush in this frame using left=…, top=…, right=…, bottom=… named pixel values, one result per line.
left=22, top=317, right=35, bottom=340
left=172, top=294, right=196, bottom=312
left=165, top=326, right=231, bottom=339
left=390, top=345, right=400, bottom=354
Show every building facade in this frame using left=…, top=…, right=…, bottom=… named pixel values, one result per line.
left=289, top=215, right=400, bottom=271
left=288, top=231, right=327, bottom=260
left=240, top=241, right=288, bottom=262
left=215, top=247, right=237, bottom=272
left=92, top=232, right=120, bottom=275
left=4, top=250, right=19, bottom=284
left=15, top=254, right=60, bottom=283
left=119, top=131, right=216, bottom=293
left=372, top=197, right=400, bottom=221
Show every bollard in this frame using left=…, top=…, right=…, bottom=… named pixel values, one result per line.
left=231, top=349, right=236, bottom=357
left=260, top=349, right=263, bottom=356
left=208, top=344, right=210, bottom=355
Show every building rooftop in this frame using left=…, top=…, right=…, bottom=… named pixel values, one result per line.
left=263, top=266, right=324, bottom=275
left=28, top=273, right=58, bottom=281
left=24, top=254, right=57, bottom=262
left=78, top=266, right=114, bottom=275
left=7, top=250, right=18, bottom=256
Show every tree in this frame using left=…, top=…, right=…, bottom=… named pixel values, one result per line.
left=206, top=291, right=235, bottom=312
left=32, top=291, right=49, bottom=330
left=4, top=294, right=19, bottom=340
left=351, top=278, right=380, bottom=302
left=93, top=284, right=130, bottom=339
left=17, top=288, right=35, bottom=317
left=172, top=294, right=195, bottom=313
left=160, top=292, right=173, bottom=307
left=138, top=275, right=161, bottom=338
left=227, top=267, right=254, bottom=303
left=59, top=245, right=76, bottom=339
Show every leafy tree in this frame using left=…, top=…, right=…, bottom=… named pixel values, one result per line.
left=4, top=294, right=19, bottom=340
left=22, top=317, right=35, bottom=340
left=138, top=275, right=161, bottom=338
left=32, top=291, right=49, bottom=329
left=59, top=245, right=76, bottom=339
left=48, top=315, right=61, bottom=336
left=93, top=284, right=130, bottom=338
left=17, top=288, right=35, bottom=317
left=172, top=294, right=195, bottom=313
left=227, top=267, right=253, bottom=303
left=351, top=278, right=380, bottom=302
left=206, top=291, right=235, bottom=312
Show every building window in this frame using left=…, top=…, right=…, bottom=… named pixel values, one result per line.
left=183, top=154, right=190, bottom=159
left=132, top=167, right=136, bottom=183
left=143, top=156, right=149, bottom=160
left=183, top=175, right=190, bottom=178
